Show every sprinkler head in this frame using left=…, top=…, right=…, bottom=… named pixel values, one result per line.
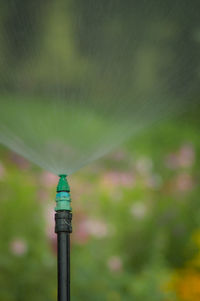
left=55, top=175, right=72, bottom=211
left=57, top=174, right=70, bottom=192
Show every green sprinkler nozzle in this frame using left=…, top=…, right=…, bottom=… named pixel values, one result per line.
left=57, top=174, right=70, bottom=192
left=55, top=175, right=72, bottom=211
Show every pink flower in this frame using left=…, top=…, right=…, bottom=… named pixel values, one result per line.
left=40, top=172, right=58, bottom=188
left=165, top=143, right=195, bottom=169
left=74, top=217, right=108, bottom=243
left=175, top=173, right=194, bottom=192
left=107, top=256, right=123, bottom=272
left=10, top=238, right=28, bottom=256
left=178, top=144, right=195, bottom=167
left=84, top=219, right=108, bottom=239
left=101, top=171, right=134, bottom=189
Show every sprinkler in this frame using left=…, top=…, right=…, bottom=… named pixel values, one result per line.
left=55, top=175, right=72, bottom=301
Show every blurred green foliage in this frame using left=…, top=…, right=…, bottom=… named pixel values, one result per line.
left=0, top=0, right=200, bottom=105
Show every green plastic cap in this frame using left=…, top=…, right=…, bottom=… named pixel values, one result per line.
left=57, top=175, right=70, bottom=192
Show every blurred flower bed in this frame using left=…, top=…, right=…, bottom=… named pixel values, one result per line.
left=0, top=118, right=200, bottom=301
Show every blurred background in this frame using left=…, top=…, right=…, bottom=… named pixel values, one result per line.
left=0, top=0, right=200, bottom=300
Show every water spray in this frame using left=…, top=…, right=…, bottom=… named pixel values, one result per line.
left=55, top=175, right=72, bottom=301
left=0, top=1, right=199, bottom=300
